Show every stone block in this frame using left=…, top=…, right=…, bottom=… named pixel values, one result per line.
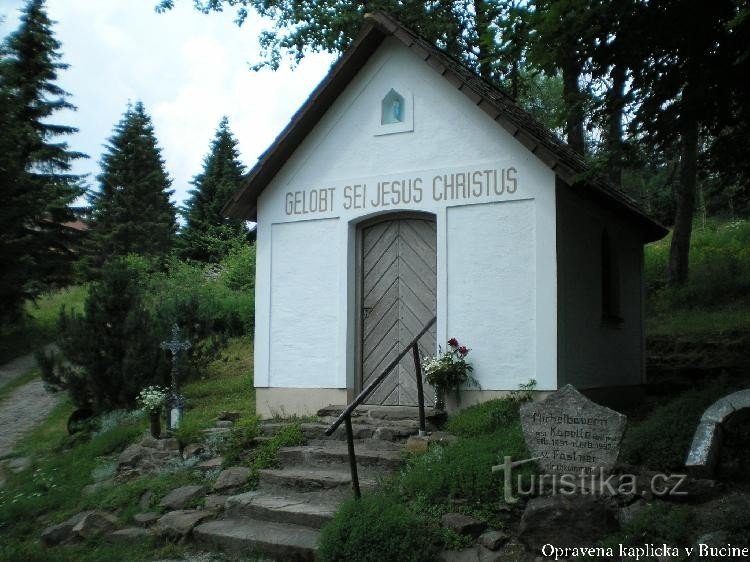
left=213, top=467, right=251, bottom=492
left=519, top=495, right=617, bottom=551
left=71, top=511, right=119, bottom=539
left=478, top=530, right=509, bottom=551
left=159, top=485, right=204, bottom=510
left=441, top=513, right=487, bottom=537
left=154, top=509, right=213, bottom=539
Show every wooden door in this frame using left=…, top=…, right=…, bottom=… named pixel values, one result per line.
left=360, top=216, right=437, bottom=405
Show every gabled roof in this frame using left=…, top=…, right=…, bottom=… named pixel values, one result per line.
left=223, top=11, right=667, bottom=242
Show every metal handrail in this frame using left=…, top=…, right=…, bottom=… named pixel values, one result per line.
left=325, top=315, right=437, bottom=498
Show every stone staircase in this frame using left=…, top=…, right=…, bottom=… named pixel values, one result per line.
left=192, top=405, right=441, bottom=561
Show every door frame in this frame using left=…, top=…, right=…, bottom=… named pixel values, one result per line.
left=353, top=211, right=437, bottom=400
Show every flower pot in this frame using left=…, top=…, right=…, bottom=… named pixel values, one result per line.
left=434, top=385, right=446, bottom=411
left=149, top=410, right=161, bottom=439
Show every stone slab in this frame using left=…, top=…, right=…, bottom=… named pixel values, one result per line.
left=225, top=490, right=340, bottom=529
left=193, top=518, right=319, bottom=561
left=213, top=467, right=250, bottom=492
left=159, top=485, right=204, bottom=510
left=520, top=385, right=627, bottom=475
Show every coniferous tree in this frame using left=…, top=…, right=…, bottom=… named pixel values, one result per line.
left=86, top=101, right=176, bottom=271
left=0, top=0, right=85, bottom=321
left=179, top=116, right=248, bottom=263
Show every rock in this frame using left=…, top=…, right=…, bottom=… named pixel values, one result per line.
left=695, top=530, right=733, bottom=550
left=441, top=513, right=487, bottom=538
left=104, top=527, right=152, bottom=543
left=479, top=530, right=510, bottom=551
left=202, top=427, right=231, bottom=436
left=694, top=492, right=750, bottom=531
left=133, top=512, right=160, bottom=527
left=520, top=385, right=627, bottom=476
left=427, top=431, right=458, bottom=445
left=6, top=456, right=31, bottom=473
left=438, top=545, right=510, bottom=561
left=519, top=495, right=618, bottom=552
left=154, top=509, right=213, bottom=539
left=118, top=444, right=143, bottom=467
left=213, top=467, right=250, bottom=492
left=204, top=494, right=228, bottom=510
left=82, top=479, right=115, bottom=496
left=139, top=490, right=154, bottom=510
left=197, top=457, right=224, bottom=472
left=215, top=420, right=234, bottom=428
left=159, top=485, right=204, bottom=510
left=217, top=410, right=241, bottom=422
left=71, top=511, right=119, bottom=539
left=40, top=512, right=90, bottom=546
left=158, top=438, right=181, bottom=451
left=372, top=427, right=396, bottom=441
left=496, top=540, right=535, bottom=561
left=182, top=443, right=204, bottom=460
left=405, top=435, right=429, bottom=453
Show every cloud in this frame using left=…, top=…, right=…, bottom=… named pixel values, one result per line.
left=1, top=0, right=334, bottom=207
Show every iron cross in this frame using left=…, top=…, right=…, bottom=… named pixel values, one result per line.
left=160, top=323, right=192, bottom=391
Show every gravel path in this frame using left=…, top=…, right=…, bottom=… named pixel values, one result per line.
left=0, top=346, right=60, bottom=460
left=0, top=343, right=57, bottom=389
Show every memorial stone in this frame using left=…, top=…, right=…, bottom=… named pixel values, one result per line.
left=520, top=385, right=627, bottom=475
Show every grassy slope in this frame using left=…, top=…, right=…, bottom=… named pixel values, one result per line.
left=645, top=218, right=750, bottom=337
left=0, top=336, right=254, bottom=561
left=0, top=285, right=88, bottom=365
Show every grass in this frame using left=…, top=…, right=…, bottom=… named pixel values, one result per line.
left=0, top=285, right=88, bottom=364
left=647, top=305, right=750, bottom=337
left=175, top=336, right=255, bottom=445
left=0, top=335, right=256, bottom=560
left=620, top=381, right=734, bottom=471
left=645, top=219, right=750, bottom=337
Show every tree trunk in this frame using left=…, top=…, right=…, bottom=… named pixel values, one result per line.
left=667, top=97, right=699, bottom=286
left=562, top=57, right=585, bottom=154
left=606, top=64, right=626, bottom=186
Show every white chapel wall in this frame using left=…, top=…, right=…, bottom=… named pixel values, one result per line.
left=254, top=37, right=558, bottom=399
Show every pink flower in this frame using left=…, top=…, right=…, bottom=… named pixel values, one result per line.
left=447, top=338, right=459, bottom=348
left=458, top=345, right=469, bottom=356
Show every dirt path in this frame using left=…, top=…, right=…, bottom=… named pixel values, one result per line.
left=0, top=346, right=60, bottom=460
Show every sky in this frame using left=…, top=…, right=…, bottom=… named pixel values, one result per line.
left=0, top=0, right=334, bottom=209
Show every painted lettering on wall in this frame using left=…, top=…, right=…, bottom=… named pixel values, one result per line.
left=283, top=166, right=518, bottom=216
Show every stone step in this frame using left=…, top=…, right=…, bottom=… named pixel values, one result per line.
left=258, top=466, right=377, bottom=492
left=278, top=442, right=404, bottom=470
left=318, top=404, right=444, bottom=421
left=225, top=490, right=342, bottom=529
left=260, top=421, right=419, bottom=441
left=193, top=517, right=318, bottom=561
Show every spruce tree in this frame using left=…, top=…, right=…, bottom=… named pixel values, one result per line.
left=87, top=101, right=176, bottom=271
left=179, top=116, right=248, bottom=263
left=0, top=0, right=85, bottom=322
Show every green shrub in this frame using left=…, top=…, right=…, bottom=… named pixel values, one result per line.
left=317, top=495, right=440, bottom=562
left=39, top=258, right=171, bottom=411
left=398, top=429, right=530, bottom=505
left=620, top=383, right=730, bottom=470
left=247, top=422, right=306, bottom=485
left=599, top=503, right=695, bottom=559
left=446, top=397, right=523, bottom=437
